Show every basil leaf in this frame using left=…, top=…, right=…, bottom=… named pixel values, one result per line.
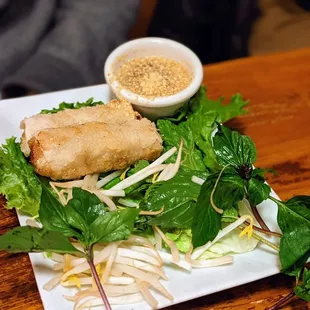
left=294, top=268, right=310, bottom=302
left=277, top=197, right=310, bottom=271
left=247, top=169, right=271, bottom=205
left=192, top=170, right=245, bottom=247
left=40, top=98, right=104, bottom=114
left=90, top=208, right=139, bottom=243
left=213, top=125, right=257, bottom=168
left=207, top=170, right=245, bottom=211
left=191, top=181, right=221, bottom=248
left=39, top=183, right=80, bottom=238
left=67, top=188, right=105, bottom=225
left=0, top=137, right=42, bottom=216
left=157, top=119, right=206, bottom=171
left=0, top=226, right=79, bottom=254
left=142, top=171, right=207, bottom=229
left=284, top=251, right=310, bottom=281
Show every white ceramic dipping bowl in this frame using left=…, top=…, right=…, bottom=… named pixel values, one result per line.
left=104, top=37, right=203, bottom=119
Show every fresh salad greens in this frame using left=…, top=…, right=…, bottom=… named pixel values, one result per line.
left=40, top=97, right=104, bottom=114
left=0, top=86, right=309, bottom=308
left=0, top=137, right=41, bottom=216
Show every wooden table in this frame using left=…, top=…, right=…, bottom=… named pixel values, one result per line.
left=1, top=48, right=310, bottom=310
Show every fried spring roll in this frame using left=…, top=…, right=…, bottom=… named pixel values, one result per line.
left=29, top=119, right=163, bottom=180
left=21, top=99, right=140, bottom=156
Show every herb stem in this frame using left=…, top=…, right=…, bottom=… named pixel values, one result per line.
left=87, top=246, right=112, bottom=310
left=244, top=221, right=282, bottom=238
left=238, top=226, right=280, bottom=252
left=250, top=202, right=271, bottom=232
left=266, top=291, right=296, bottom=310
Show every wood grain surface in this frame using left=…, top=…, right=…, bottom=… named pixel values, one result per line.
left=1, top=48, right=310, bottom=310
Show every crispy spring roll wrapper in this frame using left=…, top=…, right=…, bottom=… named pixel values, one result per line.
left=29, top=119, right=163, bottom=180
left=21, top=99, right=140, bottom=156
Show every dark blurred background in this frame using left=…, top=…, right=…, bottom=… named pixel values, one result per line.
left=1, top=0, right=310, bottom=98
left=132, top=0, right=310, bottom=63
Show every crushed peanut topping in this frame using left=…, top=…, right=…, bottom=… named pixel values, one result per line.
left=115, top=56, right=192, bottom=98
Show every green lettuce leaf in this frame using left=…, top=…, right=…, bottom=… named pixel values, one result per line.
left=40, top=98, right=104, bottom=114
left=165, top=229, right=192, bottom=253
left=0, top=137, right=42, bottom=216
left=199, top=228, right=258, bottom=260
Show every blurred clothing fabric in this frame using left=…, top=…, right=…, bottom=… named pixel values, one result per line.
left=250, top=0, right=310, bottom=55
left=0, top=0, right=139, bottom=97
left=148, top=0, right=260, bottom=64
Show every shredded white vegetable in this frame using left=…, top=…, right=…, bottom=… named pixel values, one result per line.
left=118, top=198, right=139, bottom=208
left=191, top=175, right=205, bottom=185
left=161, top=139, right=184, bottom=181
left=51, top=180, right=84, bottom=189
left=100, top=189, right=125, bottom=197
left=111, top=164, right=167, bottom=191
left=82, top=174, right=99, bottom=191
left=92, top=190, right=117, bottom=210
left=96, top=170, right=123, bottom=189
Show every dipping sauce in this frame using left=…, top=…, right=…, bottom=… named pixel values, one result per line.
left=115, top=56, right=192, bottom=98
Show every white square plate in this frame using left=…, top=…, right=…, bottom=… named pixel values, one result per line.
left=0, top=85, right=281, bottom=310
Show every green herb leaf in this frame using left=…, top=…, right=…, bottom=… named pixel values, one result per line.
left=186, top=110, right=219, bottom=171
left=40, top=184, right=139, bottom=246
left=222, top=206, right=239, bottom=223
left=188, top=86, right=248, bottom=124
left=0, top=226, right=79, bottom=254
left=40, top=98, right=104, bottom=114
left=67, top=188, right=106, bottom=225
left=157, top=119, right=206, bottom=171
left=294, top=268, right=310, bottom=301
left=39, top=183, right=80, bottom=238
left=213, top=125, right=257, bottom=169
left=276, top=196, right=310, bottom=271
left=207, top=169, right=245, bottom=211
left=191, top=181, right=221, bottom=248
left=192, top=170, right=245, bottom=248
left=141, top=171, right=208, bottom=229
left=90, top=208, right=139, bottom=243
left=247, top=169, right=271, bottom=206
left=0, top=138, right=42, bottom=216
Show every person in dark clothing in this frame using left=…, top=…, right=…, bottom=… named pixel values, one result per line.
left=148, top=0, right=260, bottom=65
left=0, top=0, right=139, bottom=98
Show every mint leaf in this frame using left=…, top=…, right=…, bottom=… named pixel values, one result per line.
left=0, top=137, right=42, bottom=216
left=142, top=171, right=208, bottom=229
left=40, top=98, right=104, bottom=114
left=213, top=125, right=257, bottom=169
left=0, top=226, right=79, bottom=254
